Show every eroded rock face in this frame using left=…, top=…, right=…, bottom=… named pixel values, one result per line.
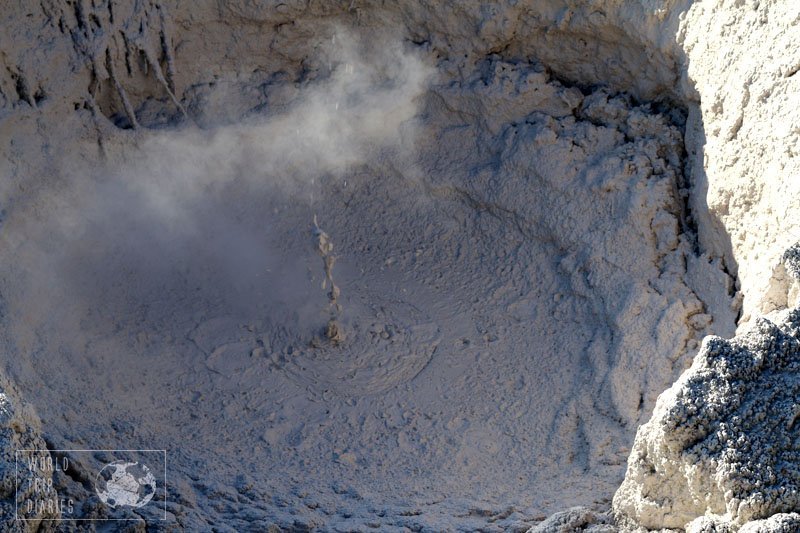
left=614, top=247, right=800, bottom=531
left=0, top=388, right=57, bottom=531
left=782, top=244, right=800, bottom=282
left=526, top=506, right=616, bottom=533
left=686, top=513, right=800, bottom=533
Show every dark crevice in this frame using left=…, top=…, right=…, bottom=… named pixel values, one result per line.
left=42, top=437, right=93, bottom=492
left=122, top=32, right=133, bottom=76
left=33, top=87, right=46, bottom=105
left=10, top=70, right=33, bottom=105
left=676, top=131, right=700, bottom=255
left=71, top=0, right=86, bottom=34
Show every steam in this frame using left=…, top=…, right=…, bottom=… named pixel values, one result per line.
left=119, top=29, right=430, bottom=225
left=3, top=29, right=432, bottom=347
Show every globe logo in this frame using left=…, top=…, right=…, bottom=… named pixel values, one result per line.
left=94, top=461, right=157, bottom=509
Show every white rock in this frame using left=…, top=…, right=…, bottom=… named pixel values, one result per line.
left=614, top=248, right=800, bottom=531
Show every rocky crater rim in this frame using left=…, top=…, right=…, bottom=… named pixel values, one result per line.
left=12, top=1, right=734, bottom=276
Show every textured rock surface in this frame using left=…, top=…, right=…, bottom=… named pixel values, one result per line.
left=614, top=248, right=800, bottom=530
left=679, top=1, right=800, bottom=324
left=686, top=513, right=800, bottom=533
left=527, top=506, right=616, bottom=533
left=0, top=384, right=57, bottom=531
